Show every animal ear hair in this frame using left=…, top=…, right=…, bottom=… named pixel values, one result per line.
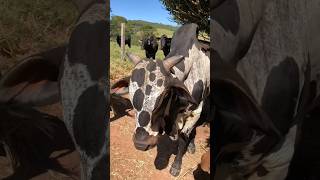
left=213, top=79, right=282, bottom=140
left=167, top=78, right=197, bottom=106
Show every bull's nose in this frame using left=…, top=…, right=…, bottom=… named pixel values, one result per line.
left=132, top=133, right=150, bottom=151
left=132, top=133, right=157, bottom=151
left=133, top=142, right=149, bottom=151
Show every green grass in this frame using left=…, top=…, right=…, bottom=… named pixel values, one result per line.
left=110, top=41, right=166, bottom=81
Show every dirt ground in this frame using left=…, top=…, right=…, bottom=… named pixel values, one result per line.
left=110, top=111, right=210, bottom=180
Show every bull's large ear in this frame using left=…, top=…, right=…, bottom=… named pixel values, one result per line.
left=111, top=76, right=130, bottom=90
left=163, top=55, right=184, bottom=72
left=111, top=76, right=130, bottom=97
left=126, top=53, right=141, bottom=65
left=213, top=79, right=282, bottom=155
left=166, top=78, right=197, bottom=106
left=0, top=46, right=65, bottom=106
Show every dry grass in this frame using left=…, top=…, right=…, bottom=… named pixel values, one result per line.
left=0, top=0, right=77, bottom=73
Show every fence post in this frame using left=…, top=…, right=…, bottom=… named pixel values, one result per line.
left=121, top=23, right=125, bottom=60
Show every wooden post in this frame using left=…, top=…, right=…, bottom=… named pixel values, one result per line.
left=121, top=23, right=125, bottom=60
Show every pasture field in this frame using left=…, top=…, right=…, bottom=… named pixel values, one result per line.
left=110, top=41, right=166, bottom=81
left=109, top=23, right=210, bottom=81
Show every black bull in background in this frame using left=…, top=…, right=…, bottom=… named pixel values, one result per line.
left=142, top=35, right=158, bottom=59
left=160, top=34, right=171, bottom=57
left=116, top=35, right=131, bottom=48
left=211, top=0, right=320, bottom=179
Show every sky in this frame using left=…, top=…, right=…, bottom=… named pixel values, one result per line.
left=110, top=0, right=178, bottom=26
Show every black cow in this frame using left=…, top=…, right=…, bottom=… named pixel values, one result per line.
left=160, top=34, right=171, bottom=57
left=116, top=35, right=131, bottom=48
left=211, top=0, right=320, bottom=179
left=142, top=35, right=158, bottom=59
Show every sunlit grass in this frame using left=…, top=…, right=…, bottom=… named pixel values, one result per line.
left=110, top=41, right=166, bottom=81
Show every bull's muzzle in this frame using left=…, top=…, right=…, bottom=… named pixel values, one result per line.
left=132, top=132, right=159, bottom=151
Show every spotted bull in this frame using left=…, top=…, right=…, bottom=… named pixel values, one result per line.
left=59, top=0, right=108, bottom=179
left=211, top=0, right=320, bottom=179
left=127, top=23, right=210, bottom=176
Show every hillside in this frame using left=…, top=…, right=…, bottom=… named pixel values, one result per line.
left=110, top=15, right=178, bottom=45
left=127, top=20, right=178, bottom=32
left=128, top=20, right=177, bottom=37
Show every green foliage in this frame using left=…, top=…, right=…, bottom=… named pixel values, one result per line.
left=136, top=25, right=156, bottom=42
left=160, top=0, right=209, bottom=34
left=0, top=0, right=77, bottom=58
left=139, top=25, right=155, bottom=35
left=110, top=15, right=129, bottom=38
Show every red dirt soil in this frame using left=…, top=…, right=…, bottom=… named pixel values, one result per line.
left=110, top=111, right=210, bottom=180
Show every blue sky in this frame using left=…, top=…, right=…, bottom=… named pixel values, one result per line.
left=110, top=0, right=178, bottom=26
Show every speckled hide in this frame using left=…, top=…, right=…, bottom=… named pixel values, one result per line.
left=211, top=0, right=320, bottom=179
left=60, top=1, right=108, bottom=179
left=128, top=23, right=210, bottom=176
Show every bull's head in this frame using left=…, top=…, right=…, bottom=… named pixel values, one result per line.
left=127, top=53, right=196, bottom=151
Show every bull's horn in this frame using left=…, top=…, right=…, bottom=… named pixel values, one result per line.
left=163, top=55, right=184, bottom=72
left=126, top=53, right=141, bottom=65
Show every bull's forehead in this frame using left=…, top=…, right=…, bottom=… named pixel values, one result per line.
left=129, top=59, right=167, bottom=117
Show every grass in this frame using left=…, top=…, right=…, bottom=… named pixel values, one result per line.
left=0, top=0, right=77, bottom=72
left=110, top=41, right=166, bottom=81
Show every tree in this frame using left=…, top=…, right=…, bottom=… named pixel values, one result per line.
left=139, top=25, right=155, bottom=37
left=160, top=0, right=210, bottom=34
left=110, top=15, right=129, bottom=39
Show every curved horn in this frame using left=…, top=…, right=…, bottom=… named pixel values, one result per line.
left=126, top=53, right=141, bottom=65
left=163, top=55, right=184, bottom=72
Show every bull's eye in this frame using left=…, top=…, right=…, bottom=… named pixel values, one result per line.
left=159, top=128, right=164, bottom=135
